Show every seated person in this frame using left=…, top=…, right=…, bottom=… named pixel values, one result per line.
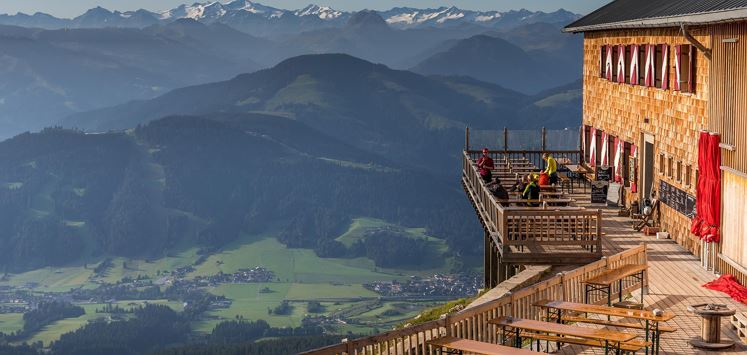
left=487, top=177, right=509, bottom=200
left=521, top=174, right=540, bottom=206
left=511, top=175, right=528, bottom=192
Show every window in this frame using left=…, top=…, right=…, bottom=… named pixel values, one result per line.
left=676, top=161, right=682, bottom=182
left=637, top=45, right=647, bottom=85
left=685, top=164, right=692, bottom=187
left=658, top=154, right=665, bottom=175
left=667, top=156, right=674, bottom=178
left=612, top=45, right=620, bottom=82
left=676, top=45, right=696, bottom=93
left=600, top=45, right=606, bottom=78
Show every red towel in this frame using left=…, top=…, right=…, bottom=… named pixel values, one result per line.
left=703, top=274, right=747, bottom=304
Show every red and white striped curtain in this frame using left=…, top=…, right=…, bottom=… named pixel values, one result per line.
left=613, top=138, right=624, bottom=183
left=660, top=44, right=669, bottom=90
left=600, top=131, right=609, bottom=166
left=605, top=46, right=614, bottom=81
left=590, top=128, right=598, bottom=165
left=629, top=45, right=639, bottom=85
left=644, top=45, right=655, bottom=87
left=617, top=45, right=626, bottom=83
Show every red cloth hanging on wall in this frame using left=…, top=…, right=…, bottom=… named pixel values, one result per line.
left=691, top=132, right=721, bottom=243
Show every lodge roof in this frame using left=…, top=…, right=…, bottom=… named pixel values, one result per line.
left=564, top=0, right=747, bottom=33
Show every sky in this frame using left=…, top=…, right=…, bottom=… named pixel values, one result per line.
left=0, top=0, right=610, bottom=18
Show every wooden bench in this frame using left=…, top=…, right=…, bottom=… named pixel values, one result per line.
left=585, top=264, right=648, bottom=306
left=519, top=332, right=649, bottom=353
left=562, top=315, right=676, bottom=333
left=426, top=336, right=541, bottom=354
left=489, top=316, right=637, bottom=351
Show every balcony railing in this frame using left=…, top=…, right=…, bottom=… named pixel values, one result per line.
left=462, top=150, right=602, bottom=265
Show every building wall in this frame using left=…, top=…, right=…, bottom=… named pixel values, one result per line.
left=582, top=27, right=710, bottom=255
left=708, top=21, right=747, bottom=274
left=710, top=22, right=747, bottom=174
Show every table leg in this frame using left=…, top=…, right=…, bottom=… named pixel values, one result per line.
left=641, top=270, right=646, bottom=304
left=644, top=320, right=649, bottom=355
left=514, top=328, right=521, bottom=348
left=501, top=326, right=506, bottom=345
left=585, top=284, right=589, bottom=304
left=655, top=322, right=660, bottom=355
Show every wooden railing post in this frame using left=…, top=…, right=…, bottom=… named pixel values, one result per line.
left=558, top=272, right=566, bottom=302
left=503, top=127, right=508, bottom=152
left=343, top=338, right=352, bottom=355
left=443, top=313, right=452, bottom=337
left=465, top=126, right=470, bottom=151
left=541, top=127, right=547, bottom=152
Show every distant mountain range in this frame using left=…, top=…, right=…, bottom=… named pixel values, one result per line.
left=0, top=1, right=580, bottom=36
left=0, top=54, right=582, bottom=272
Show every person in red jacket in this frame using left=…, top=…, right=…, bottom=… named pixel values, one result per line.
left=477, top=148, right=494, bottom=183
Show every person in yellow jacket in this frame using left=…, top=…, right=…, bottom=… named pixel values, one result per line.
left=542, top=153, right=558, bottom=185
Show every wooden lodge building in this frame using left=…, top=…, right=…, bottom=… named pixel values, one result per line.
left=564, top=0, right=747, bottom=284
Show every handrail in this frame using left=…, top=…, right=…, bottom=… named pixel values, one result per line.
left=301, top=244, right=648, bottom=355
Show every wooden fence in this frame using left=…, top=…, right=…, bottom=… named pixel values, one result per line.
left=301, top=244, right=648, bottom=355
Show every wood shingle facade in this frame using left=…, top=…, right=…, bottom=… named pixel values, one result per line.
left=567, top=0, right=747, bottom=282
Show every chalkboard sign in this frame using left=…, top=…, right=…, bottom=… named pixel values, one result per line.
left=596, top=166, right=612, bottom=181
left=607, top=182, right=622, bottom=207
left=591, top=181, right=609, bottom=204
left=659, top=180, right=696, bottom=218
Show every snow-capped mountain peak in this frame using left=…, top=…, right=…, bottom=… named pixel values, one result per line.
left=295, top=4, right=343, bottom=20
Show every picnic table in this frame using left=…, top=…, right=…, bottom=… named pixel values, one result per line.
left=533, top=300, right=675, bottom=355
left=427, top=336, right=542, bottom=354
left=563, top=164, right=594, bottom=192
left=490, top=316, right=638, bottom=353
left=584, top=264, right=648, bottom=307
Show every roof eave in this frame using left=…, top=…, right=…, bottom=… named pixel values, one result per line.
left=563, top=8, right=747, bottom=33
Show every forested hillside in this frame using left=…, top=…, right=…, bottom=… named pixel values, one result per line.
left=0, top=113, right=477, bottom=273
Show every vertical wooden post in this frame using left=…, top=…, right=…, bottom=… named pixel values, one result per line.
left=542, top=127, right=547, bottom=152
left=484, top=231, right=491, bottom=289
left=503, top=127, right=508, bottom=152
left=465, top=126, right=470, bottom=151
left=560, top=272, right=568, bottom=301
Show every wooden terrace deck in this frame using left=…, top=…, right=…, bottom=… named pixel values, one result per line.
left=558, top=190, right=747, bottom=354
